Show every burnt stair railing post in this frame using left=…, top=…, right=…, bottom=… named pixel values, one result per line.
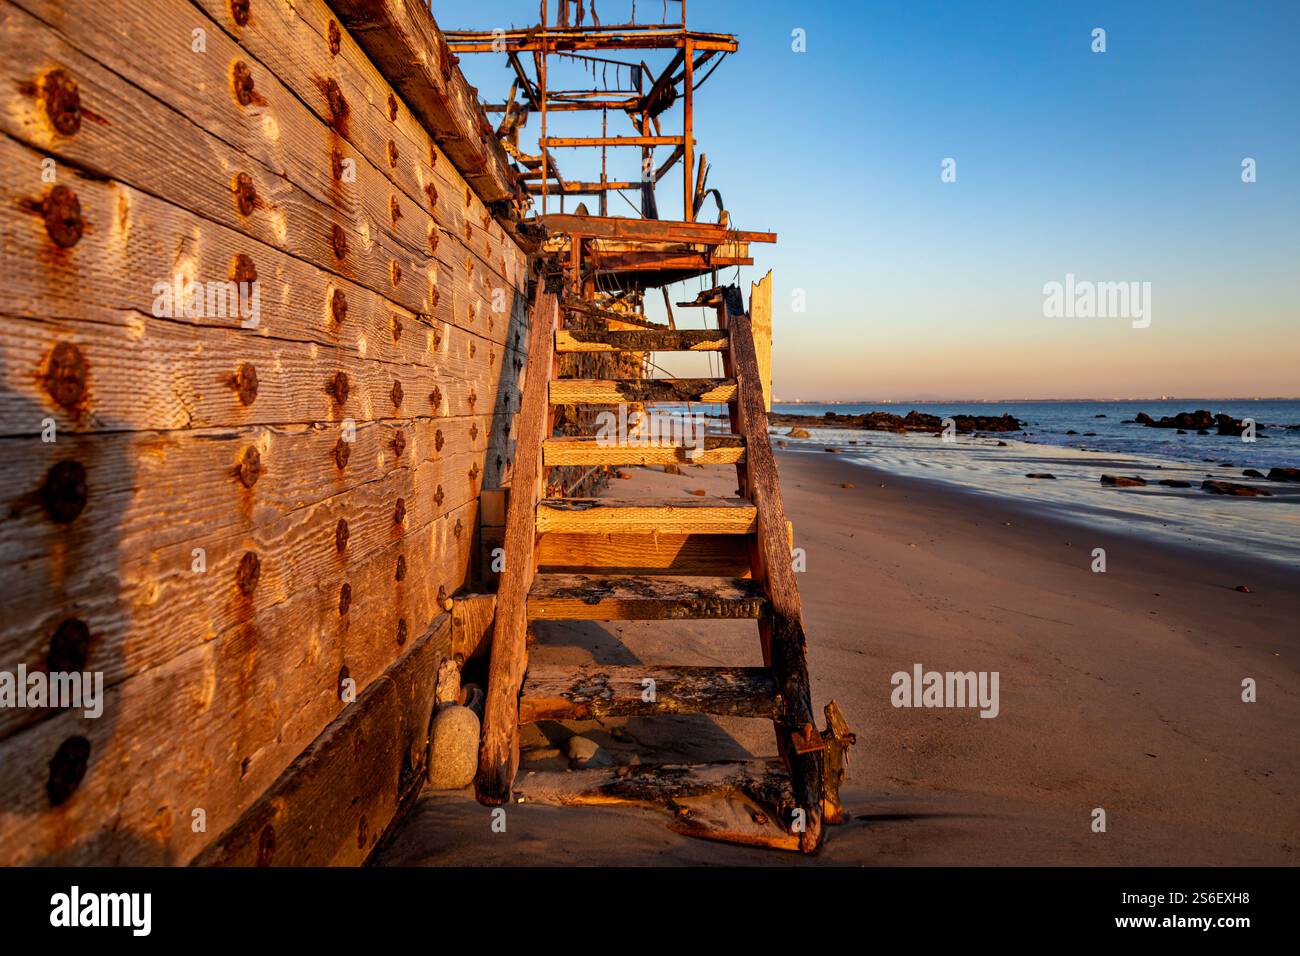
left=475, top=282, right=559, bottom=805
left=721, top=285, right=826, bottom=852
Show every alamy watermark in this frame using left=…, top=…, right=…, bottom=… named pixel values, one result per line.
left=1043, top=273, right=1151, bottom=329
left=891, top=663, right=1000, bottom=718
left=0, top=665, right=103, bottom=718
left=594, top=407, right=707, bottom=457
left=152, top=276, right=261, bottom=328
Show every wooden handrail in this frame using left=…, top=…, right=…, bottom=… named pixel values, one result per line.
left=722, top=286, right=825, bottom=852
left=475, top=284, right=559, bottom=806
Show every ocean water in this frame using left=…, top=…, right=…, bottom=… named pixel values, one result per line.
left=771, top=400, right=1300, bottom=471
left=761, top=400, right=1300, bottom=569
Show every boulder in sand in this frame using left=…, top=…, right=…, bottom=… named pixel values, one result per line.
left=1101, top=474, right=1146, bottom=487
left=1267, top=467, right=1300, bottom=482
left=1202, top=480, right=1271, bottom=497
left=427, top=704, right=479, bottom=789
left=787, top=427, right=811, bottom=438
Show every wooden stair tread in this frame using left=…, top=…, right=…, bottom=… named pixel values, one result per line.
left=527, top=573, right=767, bottom=620
left=556, top=328, right=728, bottom=353
left=542, top=434, right=745, bottom=466
left=550, top=378, right=737, bottom=404
left=518, top=664, right=781, bottom=722
left=535, top=497, right=757, bottom=534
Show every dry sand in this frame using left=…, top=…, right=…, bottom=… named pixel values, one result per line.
left=375, top=448, right=1299, bottom=865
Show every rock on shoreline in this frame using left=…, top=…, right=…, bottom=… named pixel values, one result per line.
left=770, top=409, right=1025, bottom=435
left=1127, top=409, right=1261, bottom=436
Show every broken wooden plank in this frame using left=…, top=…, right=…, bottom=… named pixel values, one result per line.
left=526, top=574, right=766, bottom=621
left=541, top=435, right=745, bottom=467
left=537, top=214, right=776, bottom=245
left=518, top=664, right=780, bottom=722
left=535, top=498, right=757, bottom=535
left=556, top=328, right=728, bottom=352
left=550, top=378, right=737, bottom=404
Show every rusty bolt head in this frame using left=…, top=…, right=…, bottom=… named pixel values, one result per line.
left=237, top=551, right=261, bottom=596
left=429, top=386, right=442, bottom=411
left=437, top=585, right=450, bottom=609
left=327, top=19, right=341, bottom=56
left=232, top=60, right=255, bottom=106
left=390, top=380, right=403, bottom=407
left=339, top=582, right=351, bottom=615
left=434, top=485, right=444, bottom=507
left=331, top=147, right=344, bottom=181
left=48, top=618, right=92, bottom=673
left=424, top=182, right=438, bottom=209
left=428, top=227, right=439, bottom=255
left=396, top=617, right=408, bottom=646
left=331, top=224, right=347, bottom=260
left=231, top=252, right=257, bottom=286
left=324, top=77, right=349, bottom=127
left=395, top=554, right=407, bottom=581
left=333, top=436, right=350, bottom=470
left=390, top=260, right=402, bottom=285
left=468, top=389, right=477, bottom=409
left=434, top=429, right=444, bottom=452
left=47, top=735, right=91, bottom=807
left=469, top=422, right=479, bottom=441
left=387, top=140, right=398, bottom=168
left=42, top=185, right=83, bottom=248
left=231, top=362, right=258, bottom=406
left=43, top=69, right=82, bottom=136
left=394, top=498, right=406, bottom=524
left=469, top=341, right=476, bottom=359
left=389, top=194, right=401, bottom=224
left=387, top=93, right=398, bottom=121
left=43, top=341, right=87, bottom=410
left=392, top=315, right=402, bottom=342
left=469, top=463, right=479, bottom=482
left=233, top=172, right=256, bottom=215
left=331, top=289, right=348, bottom=325
left=40, top=460, right=87, bottom=523
left=256, top=824, right=274, bottom=867
left=327, top=371, right=349, bottom=405
left=230, top=0, right=251, bottom=27
left=336, top=665, right=350, bottom=702
left=430, top=286, right=441, bottom=309
left=236, top=446, right=261, bottom=488
left=391, top=430, right=405, bottom=457
left=453, top=517, right=463, bottom=538
left=335, top=517, right=349, bottom=552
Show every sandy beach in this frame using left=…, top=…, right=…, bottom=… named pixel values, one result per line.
left=377, top=448, right=1300, bottom=866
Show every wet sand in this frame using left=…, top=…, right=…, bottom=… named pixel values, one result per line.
left=375, top=449, right=1300, bottom=866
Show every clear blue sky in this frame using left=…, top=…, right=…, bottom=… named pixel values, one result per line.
left=448, top=1, right=1300, bottom=400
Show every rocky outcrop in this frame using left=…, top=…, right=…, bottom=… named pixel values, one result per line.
left=1128, top=409, right=1261, bottom=435
left=1267, top=467, right=1300, bottom=482
left=770, top=409, right=1024, bottom=435
left=1101, top=474, right=1146, bottom=487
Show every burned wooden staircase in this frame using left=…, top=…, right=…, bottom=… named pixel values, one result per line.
left=476, top=284, right=852, bottom=853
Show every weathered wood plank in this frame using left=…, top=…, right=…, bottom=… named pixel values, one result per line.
left=535, top=498, right=757, bottom=535
left=541, top=435, right=745, bottom=467
left=0, top=310, right=521, bottom=435
left=519, top=664, right=780, bottom=722
left=550, top=378, right=736, bottom=404
left=0, top=134, right=528, bottom=371
left=0, top=497, right=477, bottom=865
left=536, top=532, right=763, bottom=577
left=193, top=612, right=452, bottom=866
left=556, top=328, right=728, bottom=353
left=513, top=759, right=795, bottom=814
left=450, top=593, right=496, bottom=661
left=476, top=285, right=557, bottom=806
left=527, top=574, right=766, bottom=621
